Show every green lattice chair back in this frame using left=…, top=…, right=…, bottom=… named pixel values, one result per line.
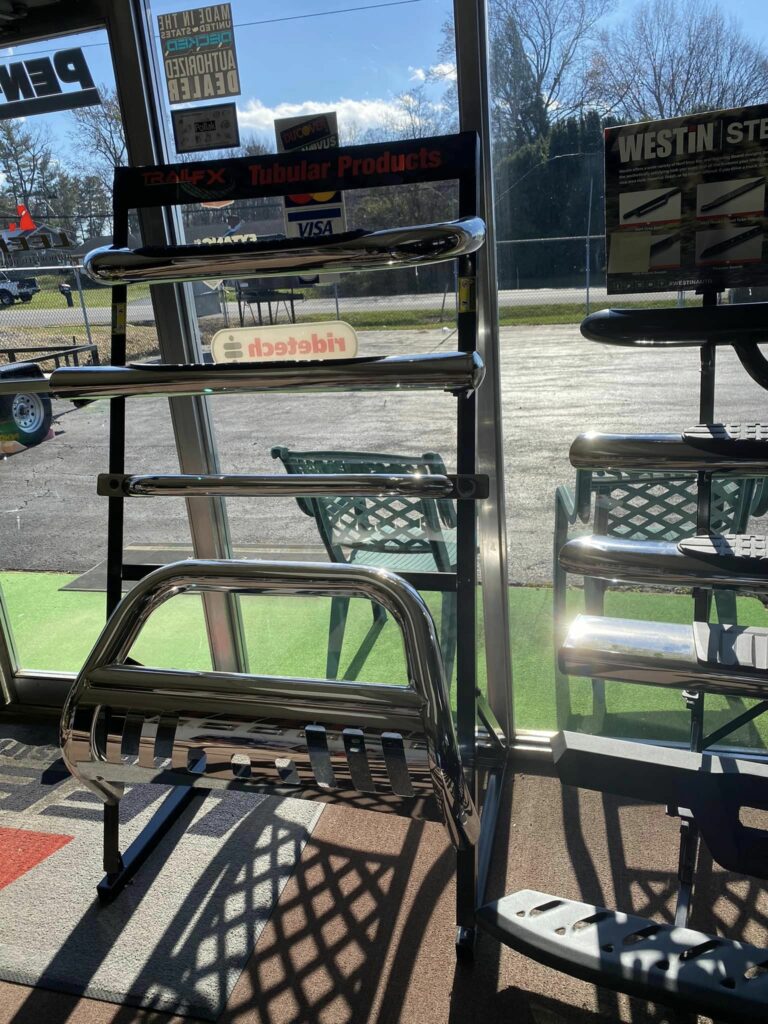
left=270, top=447, right=457, bottom=571
left=586, top=470, right=761, bottom=541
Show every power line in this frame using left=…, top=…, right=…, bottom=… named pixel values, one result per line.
left=0, top=1, right=426, bottom=59
left=224, top=0, right=423, bottom=30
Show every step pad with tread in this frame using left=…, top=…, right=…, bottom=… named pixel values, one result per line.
left=477, top=889, right=768, bottom=1021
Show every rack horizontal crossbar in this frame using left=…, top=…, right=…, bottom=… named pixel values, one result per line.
left=560, top=615, right=768, bottom=698
left=119, top=562, right=459, bottom=593
left=581, top=303, right=768, bottom=347
left=560, top=534, right=768, bottom=592
left=50, top=351, right=484, bottom=400
left=97, top=472, right=489, bottom=500
left=570, top=425, right=768, bottom=474
left=478, top=889, right=768, bottom=1021
left=84, top=218, right=485, bottom=286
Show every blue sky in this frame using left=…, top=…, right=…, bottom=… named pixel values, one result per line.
left=0, top=0, right=766, bottom=157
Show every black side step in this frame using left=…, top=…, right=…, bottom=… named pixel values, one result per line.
left=553, top=732, right=768, bottom=879
left=478, top=889, right=768, bottom=1022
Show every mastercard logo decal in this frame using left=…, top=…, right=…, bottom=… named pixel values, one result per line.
left=285, top=191, right=341, bottom=207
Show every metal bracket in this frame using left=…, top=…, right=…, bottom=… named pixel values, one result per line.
left=449, top=474, right=490, bottom=499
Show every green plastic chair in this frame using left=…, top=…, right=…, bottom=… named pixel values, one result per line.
left=271, top=446, right=457, bottom=682
left=553, top=468, right=768, bottom=730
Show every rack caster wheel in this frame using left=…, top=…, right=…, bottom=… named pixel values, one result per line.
left=455, top=925, right=476, bottom=961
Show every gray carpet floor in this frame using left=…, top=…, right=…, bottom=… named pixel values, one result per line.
left=0, top=722, right=322, bottom=1019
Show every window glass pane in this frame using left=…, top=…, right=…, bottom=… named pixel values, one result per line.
left=487, top=0, right=768, bottom=746
left=0, top=28, right=200, bottom=676
left=147, top=0, right=459, bottom=692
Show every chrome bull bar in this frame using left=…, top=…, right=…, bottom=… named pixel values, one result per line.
left=83, top=217, right=486, bottom=287
left=0, top=351, right=485, bottom=401
left=49, top=351, right=484, bottom=400
left=60, top=559, right=480, bottom=853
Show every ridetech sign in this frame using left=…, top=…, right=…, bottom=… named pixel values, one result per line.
left=210, top=322, right=359, bottom=363
left=0, top=48, right=99, bottom=119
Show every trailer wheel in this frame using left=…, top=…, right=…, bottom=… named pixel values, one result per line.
left=0, top=392, right=52, bottom=446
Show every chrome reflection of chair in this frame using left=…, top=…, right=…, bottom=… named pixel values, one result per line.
left=553, top=467, right=768, bottom=729
left=271, top=447, right=457, bottom=683
left=60, top=559, right=479, bottom=904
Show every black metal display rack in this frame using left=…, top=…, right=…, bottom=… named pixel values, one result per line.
left=54, top=133, right=507, bottom=952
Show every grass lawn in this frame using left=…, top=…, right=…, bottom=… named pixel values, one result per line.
left=27, top=281, right=152, bottom=309
left=3, top=570, right=767, bottom=750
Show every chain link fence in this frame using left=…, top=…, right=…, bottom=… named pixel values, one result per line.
left=0, top=230, right=698, bottom=371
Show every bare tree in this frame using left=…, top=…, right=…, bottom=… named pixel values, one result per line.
left=70, top=84, right=126, bottom=190
left=586, top=0, right=768, bottom=120
left=504, top=0, right=616, bottom=119
left=383, top=86, right=455, bottom=140
left=0, top=120, right=56, bottom=209
left=435, top=0, right=614, bottom=140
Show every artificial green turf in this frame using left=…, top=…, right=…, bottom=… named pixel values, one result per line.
left=3, top=571, right=767, bottom=749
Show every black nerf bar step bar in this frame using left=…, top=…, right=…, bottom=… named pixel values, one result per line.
left=560, top=615, right=768, bottom=699
left=49, top=351, right=484, bottom=400
left=553, top=731, right=768, bottom=879
left=570, top=424, right=768, bottom=475
left=97, top=472, right=489, bottom=500
left=83, top=217, right=486, bottom=287
left=560, top=534, right=768, bottom=593
left=477, top=889, right=768, bottom=1022
left=580, top=302, right=768, bottom=347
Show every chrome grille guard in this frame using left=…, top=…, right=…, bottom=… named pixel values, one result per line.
left=60, top=559, right=480, bottom=851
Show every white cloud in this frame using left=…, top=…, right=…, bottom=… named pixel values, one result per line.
left=409, top=66, right=427, bottom=82
left=429, top=62, right=457, bottom=82
left=237, top=97, right=404, bottom=138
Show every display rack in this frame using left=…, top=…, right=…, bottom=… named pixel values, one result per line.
left=51, top=133, right=507, bottom=953
left=478, top=298, right=768, bottom=1018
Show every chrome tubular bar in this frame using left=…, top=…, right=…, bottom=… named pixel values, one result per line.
left=570, top=428, right=768, bottom=475
left=560, top=614, right=768, bottom=699
left=61, top=559, right=480, bottom=851
left=0, top=376, right=50, bottom=397
left=50, top=351, right=485, bottom=400
left=83, top=217, right=486, bottom=287
left=560, top=534, right=768, bottom=593
left=97, top=471, right=457, bottom=499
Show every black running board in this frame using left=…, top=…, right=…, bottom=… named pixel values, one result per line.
left=478, top=889, right=768, bottom=1022
left=553, top=732, right=768, bottom=879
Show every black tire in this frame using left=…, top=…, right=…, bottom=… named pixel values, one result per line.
left=0, top=290, right=13, bottom=306
left=0, top=392, right=52, bottom=446
left=19, top=295, right=31, bottom=303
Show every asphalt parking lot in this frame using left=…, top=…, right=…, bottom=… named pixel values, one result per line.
left=3, top=323, right=768, bottom=584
